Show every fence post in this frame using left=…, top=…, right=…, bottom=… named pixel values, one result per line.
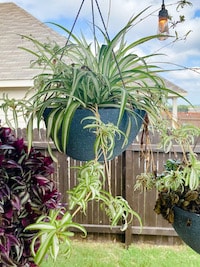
left=124, top=149, right=133, bottom=247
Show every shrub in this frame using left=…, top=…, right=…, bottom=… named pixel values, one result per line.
left=0, top=127, right=61, bottom=266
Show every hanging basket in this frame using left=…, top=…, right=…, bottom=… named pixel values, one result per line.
left=43, top=107, right=145, bottom=161
left=173, top=206, right=200, bottom=254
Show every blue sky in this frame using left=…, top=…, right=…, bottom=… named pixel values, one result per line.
left=1, top=0, right=200, bottom=105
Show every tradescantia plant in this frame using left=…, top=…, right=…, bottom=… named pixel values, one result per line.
left=0, top=127, right=61, bottom=266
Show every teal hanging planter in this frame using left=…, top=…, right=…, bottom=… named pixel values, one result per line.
left=173, top=207, right=200, bottom=254
left=43, top=107, right=145, bottom=161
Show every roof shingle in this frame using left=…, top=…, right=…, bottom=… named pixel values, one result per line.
left=0, top=2, right=65, bottom=82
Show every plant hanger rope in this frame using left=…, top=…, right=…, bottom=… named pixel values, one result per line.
left=61, top=0, right=111, bottom=55
left=60, top=0, right=85, bottom=60
left=60, top=0, right=126, bottom=89
left=91, top=0, right=97, bottom=55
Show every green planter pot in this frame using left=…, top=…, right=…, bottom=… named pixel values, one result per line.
left=44, top=108, right=145, bottom=161
left=173, top=206, right=200, bottom=254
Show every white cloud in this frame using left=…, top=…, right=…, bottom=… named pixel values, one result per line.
left=0, top=0, right=199, bottom=104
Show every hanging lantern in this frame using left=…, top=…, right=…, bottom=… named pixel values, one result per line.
left=158, top=0, right=169, bottom=40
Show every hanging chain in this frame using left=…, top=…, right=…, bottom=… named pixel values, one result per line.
left=60, top=0, right=85, bottom=60
left=91, top=0, right=97, bottom=55
left=60, top=0, right=126, bottom=90
left=94, top=0, right=126, bottom=89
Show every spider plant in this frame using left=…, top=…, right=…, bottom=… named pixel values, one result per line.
left=2, top=9, right=174, bottom=156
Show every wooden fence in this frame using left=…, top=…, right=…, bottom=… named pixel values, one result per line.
left=17, top=129, right=200, bottom=246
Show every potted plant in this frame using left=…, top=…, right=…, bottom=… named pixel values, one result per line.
left=2, top=9, right=173, bottom=161
left=135, top=122, right=200, bottom=254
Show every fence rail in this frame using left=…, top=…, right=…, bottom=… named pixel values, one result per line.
left=16, top=128, right=200, bottom=246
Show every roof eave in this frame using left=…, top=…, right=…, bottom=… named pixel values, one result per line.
left=0, top=80, right=33, bottom=88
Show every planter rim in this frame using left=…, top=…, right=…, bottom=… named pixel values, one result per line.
left=173, top=206, right=200, bottom=217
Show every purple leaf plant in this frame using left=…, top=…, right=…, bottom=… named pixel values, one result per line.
left=0, top=127, right=61, bottom=266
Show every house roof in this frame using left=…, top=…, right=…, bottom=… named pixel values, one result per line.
left=0, top=2, right=66, bottom=87
left=0, top=2, right=187, bottom=97
left=163, top=78, right=187, bottom=98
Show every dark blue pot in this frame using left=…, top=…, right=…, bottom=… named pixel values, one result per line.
left=173, top=207, right=200, bottom=254
left=44, top=108, right=145, bottom=161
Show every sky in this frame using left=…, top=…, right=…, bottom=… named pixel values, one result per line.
left=2, top=0, right=200, bottom=106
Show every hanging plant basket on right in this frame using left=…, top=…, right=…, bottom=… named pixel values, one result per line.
left=173, top=207, right=200, bottom=254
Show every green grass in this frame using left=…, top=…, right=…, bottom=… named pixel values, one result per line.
left=41, top=240, right=200, bottom=267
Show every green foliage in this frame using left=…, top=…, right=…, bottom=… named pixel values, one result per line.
left=1, top=8, right=177, bottom=155
left=157, top=124, right=200, bottom=191
left=156, top=159, right=185, bottom=192
left=26, top=156, right=142, bottom=265
left=135, top=120, right=200, bottom=224
left=177, top=105, right=189, bottom=112
left=68, top=160, right=105, bottom=212
left=67, top=159, right=142, bottom=230
left=24, top=111, right=142, bottom=265
left=159, top=124, right=200, bottom=153
left=137, top=123, right=200, bottom=194
left=183, top=153, right=200, bottom=190
left=82, top=109, right=128, bottom=160
left=25, top=209, right=87, bottom=265
left=135, top=159, right=185, bottom=193
left=176, top=0, right=193, bottom=11
left=0, top=5, right=194, bottom=265
left=99, top=191, right=142, bottom=231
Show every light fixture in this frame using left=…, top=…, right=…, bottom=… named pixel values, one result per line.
left=158, top=0, right=169, bottom=40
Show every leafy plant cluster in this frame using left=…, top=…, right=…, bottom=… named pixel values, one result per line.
left=154, top=159, right=200, bottom=224
left=0, top=127, right=61, bottom=266
left=1, top=9, right=173, bottom=156
left=82, top=107, right=128, bottom=161
left=135, top=123, right=200, bottom=224
left=26, top=209, right=87, bottom=266
left=26, top=116, right=142, bottom=265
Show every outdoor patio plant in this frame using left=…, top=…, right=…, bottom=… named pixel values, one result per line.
left=135, top=121, right=200, bottom=253
left=2, top=7, right=174, bottom=162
